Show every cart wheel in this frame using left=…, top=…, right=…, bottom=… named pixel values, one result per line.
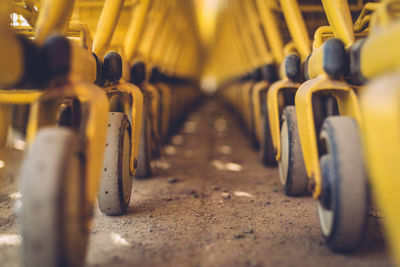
left=278, top=106, right=308, bottom=196
left=135, top=96, right=152, bottom=178
left=21, top=127, right=87, bottom=267
left=260, top=102, right=276, bottom=166
left=98, top=113, right=132, bottom=215
left=249, top=95, right=259, bottom=150
left=318, top=116, right=368, bottom=252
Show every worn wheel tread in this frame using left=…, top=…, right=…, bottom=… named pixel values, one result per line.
left=98, top=112, right=132, bottom=215
left=318, top=116, right=368, bottom=252
left=279, top=106, right=308, bottom=196
left=21, top=127, right=86, bottom=267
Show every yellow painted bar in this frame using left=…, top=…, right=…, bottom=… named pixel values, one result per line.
left=312, top=26, right=333, bottom=49
left=0, top=105, right=11, bottom=148
left=24, top=0, right=40, bottom=10
left=353, top=2, right=381, bottom=32
left=140, top=4, right=171, bottom=66
left=92, top=0, right=125, bottom=57
left=10, top=3, right=38, bottom=27
left=255, top=0, right=284, bottom=64
left=307, top=43, right=324, bottom=79
left=295, top=75, right=362, bottom=198
left=0, top=2, right=25, bottom=88
left=0, top=90, right=42, bottom=104
left=240, top=0, right=274, bottom=65
left=26, top=82, right=109, bottom=210
left=279, top=0, right=311, bottom=60
left=124, top=0, right=151, bottom=63
left=252, top=81, right=269, bottom=143
left=321, top=0, right=355, bottom=47
left=105, top=82, right=143, bottom=174
left=267, top=80, right=300, bottom=161
left=34, top=0, right=76, bottom=43
left=229, top=3, right=256, bottom=71
left=360, top=20, right=400, bottom=79
left=361, top=72, right=400, bottom=267
left=69, top=38, right=97, bottom=83
left=0, top=33, right=25, bottom=88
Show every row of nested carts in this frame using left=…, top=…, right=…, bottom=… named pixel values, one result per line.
left=0, top=0, right=202, bottom=266
left=215, top=0, right=400, bottom=266
left=2, top=0, right=400, bottom=266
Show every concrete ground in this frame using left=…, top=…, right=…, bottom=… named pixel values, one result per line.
left=0, top=99, right=392, bottom=267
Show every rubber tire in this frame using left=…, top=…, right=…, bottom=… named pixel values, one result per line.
left=278, top=106, right=308, bottom=196
left=12, top=104, right=30, bottom=136
left=318, top=116, right=368, bottom=252
left=260, top=101, right=277, bottom=166
left=249, top=88, right=259, bottom=150
left=98, top=113, right=132, bottom=215
left=135, top=93, right=152, bottom=178
left=20, top=127, right=86, bottom=267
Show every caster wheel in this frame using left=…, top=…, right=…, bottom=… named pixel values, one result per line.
left=135, top=95, right=152, bottom=179
left=318, top=116, right=368, bottom=252
left=98, top=113, right=132, bottom=215
left=260, top=101, right=276, bottom=166
left=21, top=127, right=87, bottom=267
left=278, top=106, right=308, bottom=196
left=0, top=106, right=11, bottom=148
left=12, top=104, right=30, bottom=136
left=249, top=96, right=259, bottom=150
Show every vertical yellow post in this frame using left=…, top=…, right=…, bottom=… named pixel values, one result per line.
left=255, top=0, right=284, bottom=64
left=321, top=0, right=355, bottom=46
left=124, top=0, right=151, bottom=63
left=279, top=0, right=311, bottom=59
left=92, top=0, right=125, bottom=57
left=34, top=0, right=76, bottom=43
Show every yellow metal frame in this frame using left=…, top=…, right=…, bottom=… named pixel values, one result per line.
left=0, top=0, right=78, bottom=147
left=123, top=0, right=150, bottom=63
left=358, top=1, right=400, bottom=264
left=0, top=0, right=119, bottom=216
left=294, top=0, right=363, bottom=198
left=144, top=82, right=161, bottom=151
left=0, top=2, right=201, bottom=263
left=279, top=0, right=311, bottom=60
left=98, top=0, right=145, bottom=175
left=34, top=0, right=76, bottom=44
left=104, top=82, right=143, bottom=175
left=155, top=82, right=171, bottom=139
left=92, top=0, right=125, bottom=58
left=216, top=0, right=275, bottom=139
left=255, top=0, right=284, bottom=65
left=295, top=75, right=362, bottom=197
left=266, top=0, right=310, bottom=161
left=361, top=72, right=400, bottom=267
left=27, top=81, right=109, bottom=212
left=268, top=79, right=300, bottom=161
left=10, top=1, right=38, bottom=27
left=321, top=0, right=355, bottom=47
left=245, top=0, right=277, bottom=145
left=252, top=80, right=270, bottom=143
left=29, top=0, right=112, bottom=213
left=360, top=20, right=400, bottom=79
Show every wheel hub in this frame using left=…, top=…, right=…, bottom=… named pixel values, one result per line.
left=320, top=156, right=332, bottom=210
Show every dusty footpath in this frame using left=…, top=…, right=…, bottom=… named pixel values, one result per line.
left=0, top=99, right=392, bottom=267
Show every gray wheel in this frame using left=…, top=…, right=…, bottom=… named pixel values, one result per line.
left=318, top=116, right=368, bottom=252
left=260, top=100, right=276, bottom=166
left=278, top=106, right=308, bottom=196
left=135, top=93, right=152, bottom=178
left=248, top=87, right=258, bottom=149
left=98, top=113, right=132, bottom=215
left=20, top=127, right=87, bottom=267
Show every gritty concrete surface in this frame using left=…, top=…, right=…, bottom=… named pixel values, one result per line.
left=0, top=99, right=392, bottom=267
